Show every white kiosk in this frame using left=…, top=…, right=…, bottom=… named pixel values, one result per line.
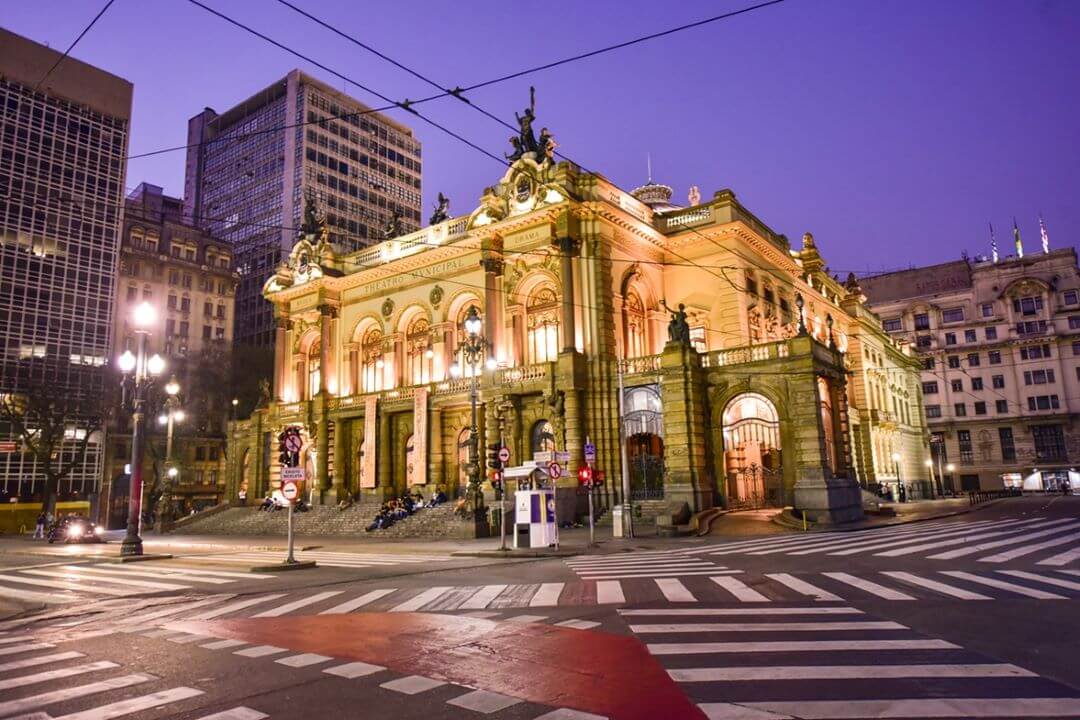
left=504, top=463, right=557, bottom=548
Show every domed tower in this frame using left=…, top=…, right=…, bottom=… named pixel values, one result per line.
left=630, top=155, right=682, bottom=213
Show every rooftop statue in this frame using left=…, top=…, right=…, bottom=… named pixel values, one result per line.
left=429, top=192, right=450, bottom=225
left=661, top=300, right=692, bottom=345
left=300, top=191, right=322, bottom=239
left=507, top=87, right=554, bottom=162
left=383, top=210, right=405, bottom=240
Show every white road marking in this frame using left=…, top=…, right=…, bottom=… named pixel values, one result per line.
left=318, top=589, right=396, bottom=614
left=655, top=578, right=697, bottom=602
left=999, top=570, right=1080, bottom=592
left=823, top=520, right=1028, bottom=557
left=194, top=708, right=269, bottom=720
left=595, top=580, right=625, bottom=604
left=0, top=651, right=84, bottom=672
left=726, top=697, right=1080, bottom=719
left=532, top=709, right=608, bottom=720
left=120, top=596, right=235, bottom=625
left=764, top=573, right=841, bottom=602
left=620, top=607, right=862, bottom=616
left=323, top=661, right=386, bottom=679
left=29, top=566, right=192, bottom=591
left=882, top=571, right=992, bottom=600
left=941, top=571, right=1067, bottom=599
left=233, top=645, right=287, bottom=658
left=711, top=576, right=770, bottom=602
left=54, top=686, right=204, bottom=720
left=276, top=653, right=332, bottom=667
left=189, top=594, right=287, bottom=620
left=0, top=672, right=155, bottom=717
left=506, top=614, right=547, bottom=623
left=823, top=572, right=914, bottom=601
left=0, top=661, right=120, bottom=690
left=459, top=584, right=508, bottom=609
left=979, top=530, right=1080, bottom=563
left=390, top=587, right=452, bottom=612
left=880, top=519, right=1067, bottom=558
left=446, top=689, right=521, bottom=714
left=0, top=573, right=133, bottom=596
left=0, top=584, right=77, bottom=604
left=630, top=621, right=905, bottom=633
left=379, top=675, right=446, bottom=694
left=1039, top=547, right=1080, bottom=567
left=0, top=642, right=55, bottom=657
left=673, top=663, right=1035, bottom=681
left=647, top=639, right=959, bottom=655
left=556, top=619, right=601, bottom=630
left=252, top=591, right=343, bottom=617
left=928, top=521, right=1079, bottom=560
left=529, top=583, right=565, bottom=607
left=77, top=565, right=232, bottom=585
left=200, top=639, right=247, bottom=650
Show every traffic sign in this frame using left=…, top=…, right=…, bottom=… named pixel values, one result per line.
left=584, top=441, right=596, bottom=464
left=282, top=481, right=299, bottom=500
left=548, top=462, right=562, bottom=479
left=554, top=450, right=570, bottom=464
left=281, top=466, right=305, bottom=483
left=498, top=446, right=510, bottom=463
left=533, top=451, right=553, bottom=464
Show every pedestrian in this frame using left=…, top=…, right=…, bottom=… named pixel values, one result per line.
left=238, top=487, right=247, bottom=506
left=899, top=484, right=907, bottom=503
left=33, top=511, right=46, bottom=539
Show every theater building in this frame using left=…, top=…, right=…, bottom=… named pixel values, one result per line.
left=224, top=148, right=928, bottom=527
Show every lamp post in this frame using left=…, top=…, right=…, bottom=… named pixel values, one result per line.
left=946, top=463, right=956, bottom=495
left=891, top=451, right=904, bottom=502
left=450, top=306, right=488, bottom=512
left=925, top=458, right=936, bottom=500
left=155, top=376, right=183, bottom=531
left=117, top=301, right=166, bottom=557
left=231, top=397, right=239, bottom=421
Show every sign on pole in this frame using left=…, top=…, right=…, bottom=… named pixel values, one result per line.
left=554, top=450, right=570, bottom=464
left=548, top=462, right=562, bottom=480
left=280, top=467, right=305, bottom=484
left=282, top=481, right=299, bottom=501
left=533, top=451, right=553, bottom=464
left=498, top=446, right=510, bottom=464
left=584, top=440, right=596, bottom=464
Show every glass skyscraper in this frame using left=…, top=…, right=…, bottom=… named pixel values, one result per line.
left=184, top=70, right=422, bottom=347
left=0, top=28, right=132, bottom=498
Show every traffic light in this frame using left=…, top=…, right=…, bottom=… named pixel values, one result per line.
left=486, top=443, right=502, bottom=471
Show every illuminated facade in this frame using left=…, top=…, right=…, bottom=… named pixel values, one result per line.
left=0, top=29, right=132, bottom=499
left=226, top=154, right=927, bottom=526
left=184, top=70, right=422, bottom=347
left=863, top=249, right=1080, bottom=492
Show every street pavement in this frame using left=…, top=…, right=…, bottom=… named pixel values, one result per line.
left=0, top=495, right=1075, bottom=719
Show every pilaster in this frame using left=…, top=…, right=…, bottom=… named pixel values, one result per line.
left=659, top=341, right=710, bottom=514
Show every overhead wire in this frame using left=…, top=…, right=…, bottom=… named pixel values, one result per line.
left=33, top=0, right=116, bottom=92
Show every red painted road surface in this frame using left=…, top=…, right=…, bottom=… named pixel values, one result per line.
left=173, top=612, right=706, bottom=720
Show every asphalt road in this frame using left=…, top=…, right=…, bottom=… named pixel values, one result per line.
left=0, top=495, right=1076, bottom=719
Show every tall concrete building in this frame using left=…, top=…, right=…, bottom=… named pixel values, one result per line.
left=0, top=27, right=132, bottom=499
left=183, top=70, right=422, bottom=347
left=862, top=246, right=1080, bottom=493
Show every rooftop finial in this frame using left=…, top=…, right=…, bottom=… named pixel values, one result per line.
left=990, top=222, right=998, bottom=263
left=1039, top=213, right=1050, bottom=254
left=647, top=152, right=652, bottom=184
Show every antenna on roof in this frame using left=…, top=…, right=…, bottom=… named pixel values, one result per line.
left=647, top=152, right=652, bottom=184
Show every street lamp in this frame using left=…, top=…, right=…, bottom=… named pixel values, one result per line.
left=156, top=376, right=184, bottom=532
left=231, top=397, right=239, bottom=421
left=117, top=301, right=165, bottom=556
left=891, top=452, right=904, bottom=502
left=924, top=458, right=937, bottom=500
left=456, top=305, right=487, bottom=512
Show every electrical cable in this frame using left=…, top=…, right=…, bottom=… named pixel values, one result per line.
left=34, top=0, right=116, bottom=92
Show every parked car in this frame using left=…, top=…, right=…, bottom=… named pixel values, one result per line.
left=47, top=515, right=105, bottom=544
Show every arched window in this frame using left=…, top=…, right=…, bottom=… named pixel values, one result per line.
left=722, top=392, right=783, bottom=507
left=307, top=340, right=321, bottom=399
left=818, top=377, right=837, bottom=474
left=361, top=327, right=384, bottom=393
left=531, top=420, right=556, bottom=453
left=527, top=285, right=560, bottom=363
left=405, top=316, right=432, bottom=385
left=454, top=304, right=483, bottom=377
left=623, top=290, right=646, bottom=358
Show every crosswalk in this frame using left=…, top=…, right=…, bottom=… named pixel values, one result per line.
left=184, top=549, right=446, bottom=568
left=565, top=551, right=734, bottom=579
left=0, top=562, right=271, bottom=605
left=625, top=604, right=1080, bottom=719
left=681, top=516, right=1080, bottom=565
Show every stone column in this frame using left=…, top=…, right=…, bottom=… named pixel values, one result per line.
left=377, top=407, right=392, bottom=497
left=316, top=397, right=330, bottom=496
left=274, top=317, right=290, bottom=401
left=558, top=236, right=580, bottom=353
left=481, top=256, right=505, bottom=363
left=428, top=406, right=444, bottom=489
left=658, top=341, right=709, bottom=516
left=318, top=304, right=335, bottom=395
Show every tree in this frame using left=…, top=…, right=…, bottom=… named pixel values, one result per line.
left=0, top=384, right=104, bottom=515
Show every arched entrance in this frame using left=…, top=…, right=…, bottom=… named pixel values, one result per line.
left=623, top=386, right=665, bottom=500
left=239, top=449, right=251, bottom=500
left=722, top=393, right=783, bottom=509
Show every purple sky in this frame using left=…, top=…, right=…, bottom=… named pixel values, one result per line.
left=7, top=0, right=1078, bottom=274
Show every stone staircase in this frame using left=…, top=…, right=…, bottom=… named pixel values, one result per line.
left=172, top=504, right=379, bottom=536
left=367, top=504, right=467, bottom=539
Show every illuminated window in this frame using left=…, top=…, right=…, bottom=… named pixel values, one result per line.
left=623, top=290, right=646, bottom=358
left=527, top=285, right=560, bottom=363
left=307, top=340, right=321, bottom=399
left=405, top=315, right=432, bottom=385
left=360, top=327, right=384, bottom=393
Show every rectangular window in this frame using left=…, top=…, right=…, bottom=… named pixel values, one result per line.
left=1023, top=369, right=1055, bottom=385
left=1014, top=296, right=1044, bottom=316
left=168, top=270, right=179, bottom=286
left=996, top=399, right=1008, bottom=414
left=992, top=375, right=1005, bottom=389
left=689, top=327, right=707, bottom=354
left=954, top=403, right=966, bottom=417
left=1072, top=341, right=1080, bottom=356
left=951, top=379, right=963, bottom=392
left=989, top=351, right=1002, bottom=365
left=985, top=327, right=997, bottom=340
left=974, top=401, right=987, bottom=415
left=945, top=332, right=957, bottom=345
left=179, top=321, right=189, bottom=338
left=917, top=335, right=932, bottom=349
left=958, top=429, right=973, bottom=463
left=942, top=308, right=965, bottom=323
left=922, top=381, right=939, bottom=395
left=965, top=329, right=977, bottom=343
left=215, top=327, right=225, bottom=339
left=948, top=355, right=960, bottom=369
left=165, top=318, right=175, bottom=336
left=182, top=274, right=192, bottom=289
left=971, top=377, right=984, bottom=391
left=1027, top=395, right=1060, bottom=411
left=999, top=427, right=1016, bottom=461
left=1033, top=424, right=1066, bottom=462
left=167, top=295, right=177, bottom=310
left=1020, top=345, right=1052, bottom=360
left=1069, top=316, right=1080, bottom=329
left=1064, top=290, right=1078, bottom=306
left=883, top=318, right=902, bottom=332
left=960, top=474, right=980, bottom=491
left=202, top=325, right=211, bottom=339
left=967, top=353, right=980, bottom=367
left=180, top=297, right=190, bottom=312
left=1016, top=320, right=1048, bottom=335
left=981, top=303, right=994, bottom=317
left=914, top=313, right=930, bottom=330
left=216, top=304, right=225, bottom=319
left=925, top=405, right=941, bottom=418
left=923, top=357, right=936, bottom=370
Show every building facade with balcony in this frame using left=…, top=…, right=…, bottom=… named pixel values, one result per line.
left=225, top=149, right=927, bottom=528
left=862, top=249, right=1080, bottom=492
left=101, top=183, right=239, bottom=525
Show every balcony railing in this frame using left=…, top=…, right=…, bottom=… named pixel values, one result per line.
left=618, top=354, right=661, bottom=376
left=703, top=339, right=791, bottom=368
left=659, top=206, right=712, bottom=232
left=497, top=363, right=549, bottom=386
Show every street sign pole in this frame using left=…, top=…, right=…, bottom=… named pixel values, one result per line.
left=584, top=437, right=597, bottom=547
left=587, top=472, right=595, bottom=547
left=286, top=498, right=296, bottom=564
left=498, top=432, right=507, bottom=552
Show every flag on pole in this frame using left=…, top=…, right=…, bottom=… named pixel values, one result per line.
left=1013, top=217, right=1023, bottom=258
left=989, top=222, right=998, bottom=263
left=1039, top=214, right=1050, bottom=254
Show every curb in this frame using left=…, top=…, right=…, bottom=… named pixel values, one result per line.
left=452, top=548, right=580, bottom=559
left=771, top=498, right=1005, bottom=534
left=250, top=560, right=318, bottom=572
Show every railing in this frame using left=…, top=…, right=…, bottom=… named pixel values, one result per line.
left=869, top=409, right=897, bottom=425
left=432, top=378, right=471, bottom=395
left=277, top=402, right=302, bottom=417
left=704, top=339, right=791, bottom=368
left=659, top=206, right=711, bottom=232
left=617, top=354, right=661, bottom=376
left=498, top=363, right=549, bottom=385
left=380, top=385, right=417, bottom=402
left=347, top=216, right=473, bottom=271
left=969, top=488, right=1021, bottom=505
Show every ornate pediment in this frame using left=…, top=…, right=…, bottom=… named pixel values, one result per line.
left=264, top=194, right=340, bottom=296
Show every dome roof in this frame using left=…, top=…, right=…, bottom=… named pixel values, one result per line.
left=631, top=181, right=681, bottom=213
